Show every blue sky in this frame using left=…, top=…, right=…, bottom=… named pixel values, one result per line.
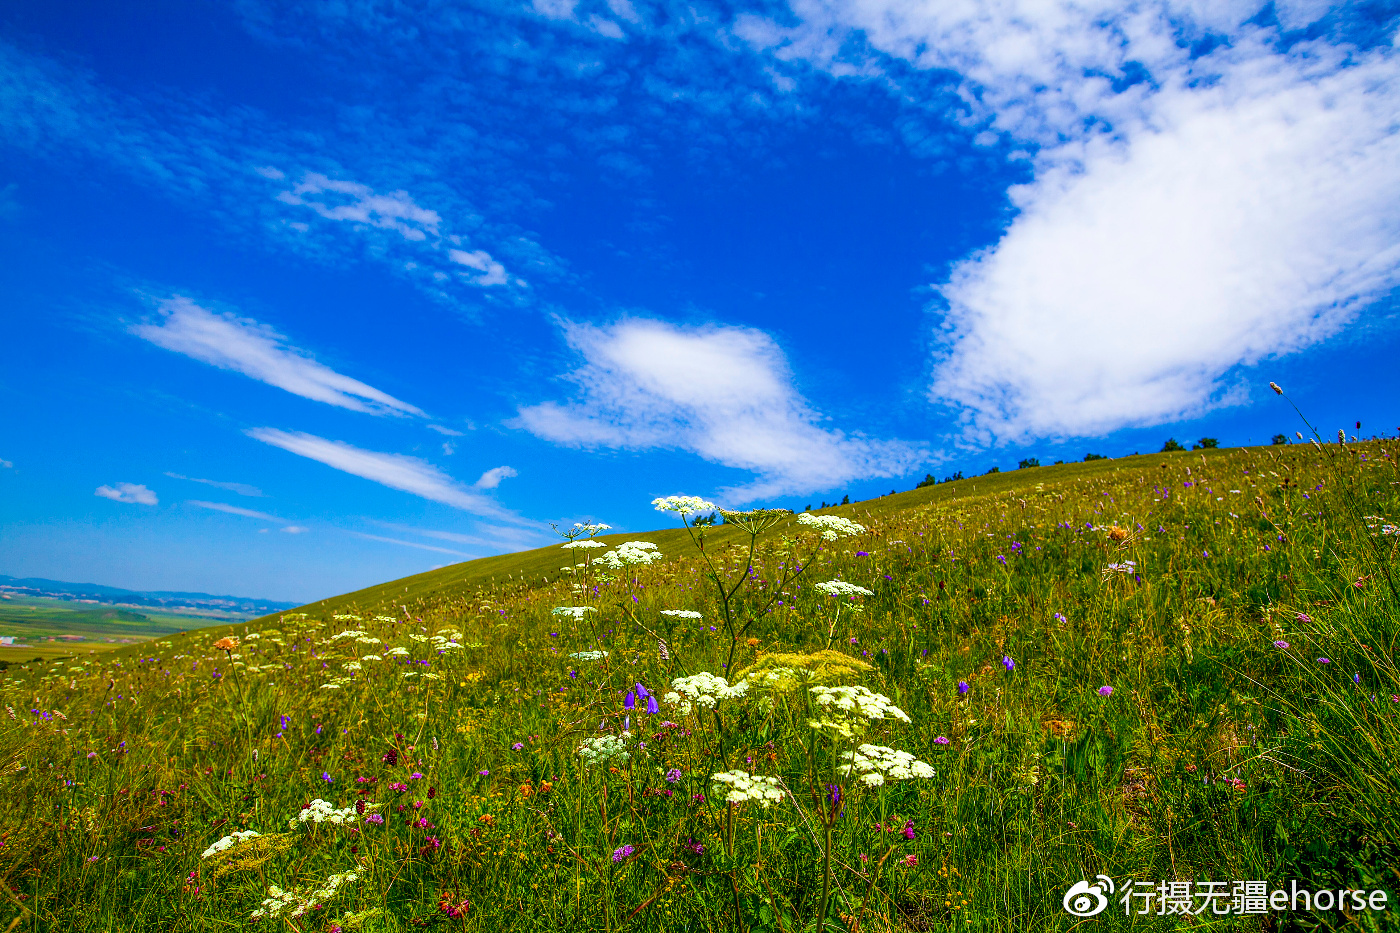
left=2, top=0, right=1399, bottom=603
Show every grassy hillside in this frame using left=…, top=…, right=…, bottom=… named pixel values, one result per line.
left=288, top=450, right=1234, bottom=620
left=3, top=442, right=1398, bottom=932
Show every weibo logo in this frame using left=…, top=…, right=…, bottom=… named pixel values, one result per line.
left=1063, top=876, right=1116, bottom=917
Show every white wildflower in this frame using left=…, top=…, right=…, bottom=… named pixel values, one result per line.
left=330, top=630, right=367, bottom=642
left=569, top=650, right=609, bottom=661
left=596, top=541, right=663, bottom=569
left=342, top=661, right=362, bottom=672
left=289, top=798, right=373, bottom=828
left=671, top=672, right=748, bottom=710
left=797, top=513, right=866, bottom=540
left=384, top=646, right=409, bottom=657
left=360, top=654, right=382, bottom=662
left=1104, top=561, right=1137, bottom=574
left=660, top=609, right=701, bottom=619
left=814, top=580, right=874, bottom=598
left=562, top=540, right=606, bottom=550
left=711, top=770, right=786, bottom=807
left=251, top=870, right=360, bottom=920
left=201, top=829, right=260, bottom=859
left=662, top=691, right=692, bottom=716
left=354, top=636, right=381, bottom=645
left=553, top=607, right=596, bottom=619
left=578, top=734, right=630, bottom=766
left=841, top=744, right=936, bottom=785
left=652, top=495, right=719, bottom=515
left=808, top=685, right=910, bottom=738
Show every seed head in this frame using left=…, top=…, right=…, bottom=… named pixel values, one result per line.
left=212, top=637, right=239, bottom=651
left=1269, top=382, right=1283, bottom=395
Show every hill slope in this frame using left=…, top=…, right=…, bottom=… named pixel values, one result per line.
left=4, top=441, right=1397, bottom=932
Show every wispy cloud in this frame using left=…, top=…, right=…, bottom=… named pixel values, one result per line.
left=165, top=472, right=265, bottom=497
left=426, top=425, right=465, bottom=436
left=134, top=296, right=425, bottom=416
left=515, top=319, right=924, bottom=500
left=95, top=483, right=157, bottom=505
left=0, top=39, right=529, bottom=305
left=738, top=1, right=1400, bottom=439
left=0, top=457, right=12, bottom=469
left=247, top=428, right=518, bottom=520
left=188, top=500, right=285, bottom=522
left=474, top=466, right=518, bottom=489
left=281, top=525, right=310, bottom=534
left=351, top=532, right=472, bottom=558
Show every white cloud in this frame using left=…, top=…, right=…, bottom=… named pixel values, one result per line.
left=474, top=465, right=518, bottom=489
left=281, top=525, right=310, bottom=534
left=448, top=248, right=509, bottom=286
left=933, top=45, right=1400, bottom=438
left=739, top=2, right=1400, bottom=439
left=247, top=427, right=517, bottom=519
left=426, top=424, right=464, bottom=436
left=276, top=173, right=442, bottom=242
left=95, top=483, right=157, bottom=505
left=188, top=500, right=285, bottom=522
left=165, top=472, right=265, bottom=497
left=515, top=319, right=924, bottom=499
left=0, top=458, right=11, bottom=468
left=134, top=296, right=425, bottom=417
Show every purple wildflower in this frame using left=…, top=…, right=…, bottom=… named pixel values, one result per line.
left=934, top=736, right=950, bottom=745
left=957, top=681, right=969, bottom=696
left=1273, top=641, right=1289, bottom=649
left=612, top=844, right=635, bottom=863
left=1097, top=686, right=1113, bottom=697
left=1002, top=655, right=1015, bottom=672
left=665, top=768, right=682, bottom=783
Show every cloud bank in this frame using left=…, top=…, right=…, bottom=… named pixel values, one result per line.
left=740, top=1, right=1400, bottom=439
left=134, top=296, right=425, bottom=417
left=515, top=319, right=923, bottom=499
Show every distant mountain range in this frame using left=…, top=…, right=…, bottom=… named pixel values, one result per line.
left=0, top=575, right=299, bottom=617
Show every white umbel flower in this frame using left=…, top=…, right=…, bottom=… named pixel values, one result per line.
left=797, top=513, right=866, bottom=540
left=562, top=540, right=606, bottom=549
left=711, top=770, right=786, bottom=807
left=671, top=672, right=748, bottom=710
left=201, top=829, right=260, bottom=859
left=814, top=580, right=874, bottom=598
left=578, top=734, right=630, bottom=766
left=841, top=744, right=936, bottom=786
left=652, top=495, right=719, bottom=515
left=660, top=609, right=702, bottom=619
left=596, top=541, right=663, bottom=569
left=808, top=685, right=910, bottom=737
left=553, top=606, right=596, bottom=619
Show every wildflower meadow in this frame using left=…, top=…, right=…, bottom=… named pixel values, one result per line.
left=3, top=408, right=1398, bottom=931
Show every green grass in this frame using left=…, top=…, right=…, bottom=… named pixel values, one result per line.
left=2, top=443, right=1398, bottom=932
left=0, top=595, right=218, bottom=665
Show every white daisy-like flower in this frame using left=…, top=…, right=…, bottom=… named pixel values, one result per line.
left=711, top=769, right=786, bottom=807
